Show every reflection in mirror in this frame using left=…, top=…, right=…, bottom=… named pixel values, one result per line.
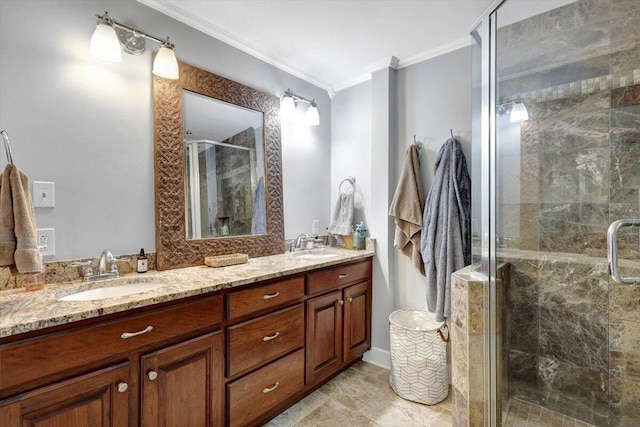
left=183, top=91, right=266, bottom=240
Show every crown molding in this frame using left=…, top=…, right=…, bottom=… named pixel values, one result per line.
left=138, top=0, right=334, bottom=95
left=397, top=36, right=471, bottom=68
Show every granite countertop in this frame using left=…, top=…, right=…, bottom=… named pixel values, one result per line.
left=0, top=245, right=375, bottom=339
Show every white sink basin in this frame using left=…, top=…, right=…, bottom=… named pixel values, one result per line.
left=57, top=283, right=167, bottom=302
left=296, top=253, right=339, bottom=260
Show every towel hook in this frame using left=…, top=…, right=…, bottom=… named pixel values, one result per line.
left=338, top=176, right=356, bottom=194
left=450, top=129, right=454, bottom=139
left=413, top=134, right=422, bottom=150
left=1, top=130, right=14, bottom=166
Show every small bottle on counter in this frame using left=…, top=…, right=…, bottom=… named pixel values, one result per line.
left=137, top=248, right=148, bottom=273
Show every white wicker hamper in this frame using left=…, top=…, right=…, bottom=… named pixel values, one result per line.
left=389, top=309, right=449, bottom=405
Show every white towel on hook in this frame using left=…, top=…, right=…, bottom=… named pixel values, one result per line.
left=328, top=192, right=354, bottom=235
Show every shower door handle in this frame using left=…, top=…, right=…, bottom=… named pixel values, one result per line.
left=607, top=219, right=640, bottom=285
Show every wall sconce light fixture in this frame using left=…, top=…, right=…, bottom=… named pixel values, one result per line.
left=281, top=89, right=320, bottom=126
left=89, top=11, right=179, bottom=80
left=497, top=98, right=529, bottom=123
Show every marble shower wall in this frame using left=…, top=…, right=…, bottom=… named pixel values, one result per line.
left=496, top=0, right=640, bottom=426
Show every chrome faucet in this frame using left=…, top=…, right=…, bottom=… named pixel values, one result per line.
left=294, top=234, right=310, bottom=251
left=98, top=250, right=115, bottom=276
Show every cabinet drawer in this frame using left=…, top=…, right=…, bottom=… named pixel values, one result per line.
left=227, top=276, right=304, bottom=321
left=227, top=349, right=304, bottom=427
left=307, top=259, right=371, bottom=295
left=0, top=296, right=222, bottom=393
left=227, top=304, right=304, bottom=377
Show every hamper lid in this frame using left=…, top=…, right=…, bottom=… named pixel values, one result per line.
left=389, top=309, right=445, bottom=332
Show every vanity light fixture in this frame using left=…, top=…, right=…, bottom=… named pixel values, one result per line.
left=281, top=89, right=320, bottom=126
left=89, top=11, right=179, bottom=79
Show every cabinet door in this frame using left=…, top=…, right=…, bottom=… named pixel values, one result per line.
left=343, top=281, right=372, bottom=363
left=305, top=290, right=343, bottom=385
left=0, top=363, right=129, bottom=427
left=141, top=332, right=223, bottom=427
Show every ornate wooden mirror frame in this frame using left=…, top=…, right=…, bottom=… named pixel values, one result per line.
left=153, top=61, right=284, bottom=270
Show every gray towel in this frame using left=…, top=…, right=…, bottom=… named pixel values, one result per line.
left=251, top=177, right=266, bottom=234
left=389, top=145, right=425, bottom=275
left=328, top=192, right=354, bottom=236
left=421, top=137, right=471, bottom=321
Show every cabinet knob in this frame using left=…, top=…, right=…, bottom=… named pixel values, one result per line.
left=348, top=297, right=353, bottom=302
left=147, top=370, right=158, bottom=381
left=338, top=299, right=344, bottom=305
left=117, top=382, right=128, bottom=393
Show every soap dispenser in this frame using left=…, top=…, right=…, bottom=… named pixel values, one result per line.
left=137, top=248, right=148, bottom=273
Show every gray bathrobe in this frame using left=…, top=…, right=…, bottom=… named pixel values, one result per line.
left=421, top=137, right=471, bottom=321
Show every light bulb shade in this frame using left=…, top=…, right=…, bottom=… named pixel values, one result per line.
left=90, top=23, right=122, bottom=62
left=305, top=104, right=320, bottom=126
left=281, top=96, right=296, bottom=119
left=510, top=102, right=529, bottom=122
left=153, top=46, right=179, bottom=79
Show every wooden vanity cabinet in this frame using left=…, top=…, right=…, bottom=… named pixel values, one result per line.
left=306, top=260, right=372, bottom=386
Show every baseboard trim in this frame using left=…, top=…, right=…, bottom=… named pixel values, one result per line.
left=363, top=346, right=391, bottom=370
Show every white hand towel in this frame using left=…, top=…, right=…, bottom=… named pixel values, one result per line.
left=328, top=192, right=354, bottom=236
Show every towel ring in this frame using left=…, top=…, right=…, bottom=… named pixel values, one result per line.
left=1, top=130, right=14, bottom=166
left=338, top=176, right=356, bottom=194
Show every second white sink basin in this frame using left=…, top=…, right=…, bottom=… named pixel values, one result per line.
left=296, top=253, right=339, bottom=260
left=57, top=283, right=167, bottom=302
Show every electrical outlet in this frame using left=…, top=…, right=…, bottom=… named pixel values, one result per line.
left=312, top=220, right=320, bottom=235
left=36, top=228, right=55, bottom=256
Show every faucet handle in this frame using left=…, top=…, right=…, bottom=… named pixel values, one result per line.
left=70, top=261, right=93, bottom=279
left=115, top=256, right=131, bottom=262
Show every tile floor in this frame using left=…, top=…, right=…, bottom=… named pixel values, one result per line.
left=264, top=361, right=452, bottom=427
left=504, top=398, right=596, bottom=427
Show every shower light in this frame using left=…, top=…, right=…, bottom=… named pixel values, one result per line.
left=281, top=89, right=320, bottom=126
left=509, top=101, right=529, bottom=122
left=90, top=11, right=179, bottom=79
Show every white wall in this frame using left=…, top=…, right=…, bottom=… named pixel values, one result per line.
left=331, top=47, right=473, bottom=363
left=0, top=0, right=331, bottom=260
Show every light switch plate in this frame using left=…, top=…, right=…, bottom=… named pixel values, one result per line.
left=36, top=228, right=55, bottom=256
left=33, top=181, right=55, bottom=208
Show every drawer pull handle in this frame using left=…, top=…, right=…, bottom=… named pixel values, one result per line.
left=121, top=325, right=153, bottom=339
left=263, top=332, right=280, bottom=341
left=263, top=291, right=280, bottom=300
left=147, top=370, right=158, bottom=381
left=263, top=381, right=280, bottom=393
left=339, top=273, right=349, bottom=279
left=348, top=297, right=353, bottom=302
left=117, top=382, right=128, bottom=393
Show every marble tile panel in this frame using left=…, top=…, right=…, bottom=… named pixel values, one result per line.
left=509, top=301, right=539, bottom=353
left=539, top=109, right=610, bottom=152
left=611, top=104, right=640, bottom=146
left=538, top=54, right=610, bottom=88
left=451, top=274, right=468, bottom=331
left=610, top=203, right=640, bottom=260
left=575, top=148, right=610, bottom=203
left=498, top=15, right=540, bottom=50
left=539, top=231, right=607, bottom=257
left=611, top=0, right=640, bottom=17
left=539, top=307, right=608, bottom=369
left=498, top=40, right=543, bottom=79
left=505, top=258, right=539, bottom=304
left=539, top=152, right=581, bottom=203
left=611, top=7, right=640, bottom=52
left=468, top=282, right=485, bottom=335
left=538, top=91, right=610, bottom=121
left=609, top=376, right=640, bottom=427
left=611, top=45, right=640, bottom=75
left=539, top=204, right=581, bottom=232
left=452, top=324, right=469, bottom=399
left=539, top=0, right=610, bottom=36
left=538, top=357, right=609, bottom=424
left=610, top=319, right=640, bottom=382
left=520, top=154, right=540, bottom=204
left=499, top=73, right=542, bottom=100
left=296, top=399, right=380, bottom=427
left=611, top=84, right=640, bottom=108
left=537, top=258, right=609, bottom=315
left=452, top=386, right=469, bottom=427
left=510, top=350, right=539, bottom=383
left=521, top=120, right=540, bottom=155
left=468, top=334, right=485, bottom=402
left=518, top=204, right=541, bottom=250
left=610, top=278, right=640, bottom=323
left=610, top=142, right=640, bottom=204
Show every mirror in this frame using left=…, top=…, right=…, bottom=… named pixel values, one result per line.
left=154, top=61, right=284, bottom=270
left=183, top=91, right=266, bottom=239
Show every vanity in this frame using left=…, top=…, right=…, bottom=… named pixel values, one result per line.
left=0, top=250, right=374, bottom=426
